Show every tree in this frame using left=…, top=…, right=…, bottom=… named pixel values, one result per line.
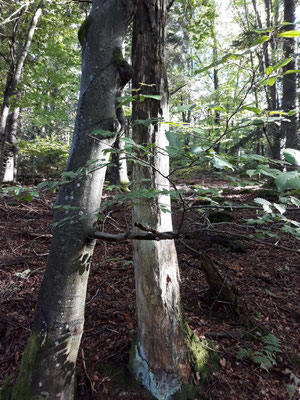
left=3, top=106, right=20, bottom=182
left=281, top=0, right=298, bottom=150
left=130, top=1, right=204, bottom=397
left=0, top=0, right=46, bottom=181
left=2, top=1, right=135, bottom=398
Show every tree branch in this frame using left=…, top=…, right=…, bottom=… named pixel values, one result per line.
left=88, top=225, right=300, bottom=253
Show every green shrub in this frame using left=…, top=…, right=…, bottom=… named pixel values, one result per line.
left=18, top=137, right=69, bottom=179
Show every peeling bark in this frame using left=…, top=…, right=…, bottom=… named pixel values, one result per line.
left=131, top=1, right=191, bottom=398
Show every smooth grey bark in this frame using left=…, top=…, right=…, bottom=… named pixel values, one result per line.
left=0, top=0, right=45, bottom=181
left=281, top=0, right=298, bottom=150
left=131, top=1, right=190, bottom=398
left=7, top=1, right=135, bottom=399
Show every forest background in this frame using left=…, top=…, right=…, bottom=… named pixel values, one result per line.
left=0, top=0, right=300, bottom=399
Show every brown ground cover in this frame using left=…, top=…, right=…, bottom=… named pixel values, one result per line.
left=0, top=173, right=299, bottom=399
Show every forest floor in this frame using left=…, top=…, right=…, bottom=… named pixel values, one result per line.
left=0, top=171, right=300, bottom=400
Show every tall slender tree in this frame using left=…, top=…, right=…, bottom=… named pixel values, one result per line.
left=0, top=0, right=45, bottom=181
left=2, top=1, right=135, bottom=398
left=281, top=0, right=298, bottom=150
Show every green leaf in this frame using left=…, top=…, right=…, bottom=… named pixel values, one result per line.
left=237, top=348, right=251, bottom=360
left=166, top=131, right=181, bottom=150
left=23, top=194, right=33, bottom=203
left=133, top=119, right=153, bottom=128
left=274, top=203, right=286, bottom=214
left=254, top=198, right=272, bottom=213
left=117, top=95, right=137, bottom=107
left=212, top=155, right=234, bottom=170
left=121, top=137, right=136, bottom=146
left=290, top=196, right=300, bottom=207
left=140, top=94, right=162, bottom=101
left=241, top=105, right=261, bottom=114
left=207, top=104, right=226, bottom=112
left=62, top=171, right=79, bottom=179
left=283, top=148, right=300, bottom=166
left=275, top=171, right=300, bottom=191
left=277, top=30, right=300, bottom=37
left=281, top=225, right=300, bottom=239
left=246, top=169, right=256, bottom=177
left=265, top=58, right=293, bottom=75
left=251, top=35, right=269, bottom=46
left=284, top=69, right=300, bottom=75
left=259, top=76, right=277, bottom=86
left=127, top=158, right=149, bottom=167
left=91, top=129, right=115, bottom=137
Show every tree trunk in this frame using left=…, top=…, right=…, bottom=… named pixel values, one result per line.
left=281, top=0, right=298, bottom=149
left=108, top=99, right=130, bottom=188
left=3, top=107, right=20, bottom=183
left=213, top=44, right=220, bottom=154
left=131, top=1, right=191, bottom=398
left=6, top=1, right=135, bottom=399
left=0, top=0, right=45, bottom=181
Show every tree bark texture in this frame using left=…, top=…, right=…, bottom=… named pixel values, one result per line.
left=0, top=0, right=45, bottom=181
left=281, top=0, right=298, bottom=149
left=131, top=1, right=190, bottom=398
left=8, top=1, right=135, bottom=399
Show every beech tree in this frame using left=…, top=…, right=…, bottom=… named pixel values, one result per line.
left=2, top=1, right=135, bottom=398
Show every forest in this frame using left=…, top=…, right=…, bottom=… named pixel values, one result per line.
left=0, top=0, right=299, bottom=399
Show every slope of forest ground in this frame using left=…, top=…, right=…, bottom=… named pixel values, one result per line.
left=0, top=172, right=299, bottom=400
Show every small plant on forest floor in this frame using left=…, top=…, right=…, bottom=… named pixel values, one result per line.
left=237, top=333, right=281, bottom=371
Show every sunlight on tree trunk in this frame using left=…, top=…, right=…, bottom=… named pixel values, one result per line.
left=3, top=107, right=19, bottom=183
left=131, top=1, right=192, bottom=398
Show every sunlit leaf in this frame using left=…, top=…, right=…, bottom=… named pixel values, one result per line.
left=274, top=203, right=286, bottom=214
left=254, top=198, right=272, bottom=213
left=283, top=148, right=300, bottom=166
left=259, top=76, right=277, bottom=86
left=212, top=155, right=234, bottom=170
left=277, top=30, right=300, bottom=37
left=251, top=35, right=269, bottom=46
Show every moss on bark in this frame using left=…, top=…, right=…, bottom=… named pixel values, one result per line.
left=183, top=323, right=219, bottom=380
left=78, top=15, right=93, bottom=47
left=0, top=376, right=14, bottom=400
left=11, top=333, right=40, bottom=400
left=111, top=48, right=133, bottom=87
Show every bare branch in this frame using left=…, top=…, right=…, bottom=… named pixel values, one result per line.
left=0, top=0, right=34, bottom=26
left=88, top=225, right=300, bottom=253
